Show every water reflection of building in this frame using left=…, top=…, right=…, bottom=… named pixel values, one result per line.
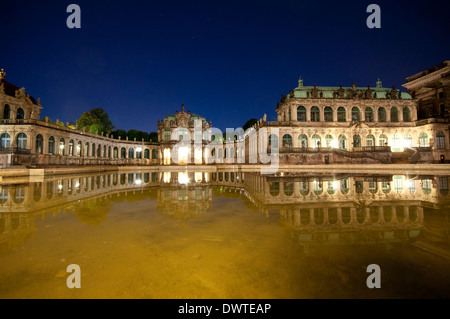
left=0, top=170, right=246, bottom=249
left=243, top=173, right=450, bottom=250
left=1, top=169, right=449, bottom=254
left=1, top=61, right=450, bottom=168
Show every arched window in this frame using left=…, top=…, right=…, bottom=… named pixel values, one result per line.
left=144, top=149, right=150, bottom=159
left=338, top=135, right=347, bottom=150
left=337, top=107, right=346, bottom=122
left=324, top=107, right=333, bottom=122
left=325, top=134, right=334, bottom=148
left=313, top=179, right=323, bottom=195
left=36, top=134, right=44, bottom=154
left=113, top=147, right=118, bottom=158
left=68, top=140, right=74, bottom=156
left=419, top=133, right=429, bottom=147
left=268, top=134, right=279, bottom=149
left=391, top=107, right=399, bottom=122
left=379, top=134, right=388, bottom=146
left=403, top=107, right=411, bottom=122
left=59, top=138, right=65, bottom=155
left=97, top=145, right=101, bottom=157
left=152, top=149, right=158, bottom=159
left=164, top=128, right=171, bottom=141
left=103, top=145, right=107, bottom=158
left=404, top=134, right=413, bottom=148
left=128, top=148, right=134, bottom=159
left=311, top=106, right=320, bottom=122
left=13, top=187, right=25, bottom=204
left=177, top=127, right=189, bottom=142
left=351, top=107, right=360, bottom=121
left=282, top=134, right=292, bottom=148
left=378, top=107, right=386, bottom=122
left=136, top=148, right=142, bottom=159
left=297, top=106, right=307, bottom=122
left=48, top=136, right=55, bottom=154
left=365, top=107, right=374, bottom=122
left=16, top=108, right=25, bottom=120
left=0, top=188, right=8, bottom=204
left=0, top=133, right=11, bottom=148
left=284, top=182, right=294, bottom=196
left=85, top=142, right=90, bottom=157
left=366, top=134, right=375, bottom=147
left=77, top=141, right=82, bottom=156
left=340, top=178, right=349, bottom=194
left=392, top=134, right=401, bottom=152
left=108, top=146, right=111, bottom=158
left=3, top=104, right=10, bottom=119
left=353, top=135, right=361, bottom=148
left=269, top=182, right=280, bottom=197
left=312, top=134, right=321, bottom=148
left=91, top=143, right=96, bottom=157
left=16, top=133, right=27, bottom=149
left=436, top=131, right=446, bottom=149
left=299, top=180, right=309, bottom=196
left=121, top=147, right=126, bottom=159
left=298, top=134, right=308, bottom=148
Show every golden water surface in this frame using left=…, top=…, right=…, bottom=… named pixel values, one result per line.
left=0, top=170, right=449, bottom=299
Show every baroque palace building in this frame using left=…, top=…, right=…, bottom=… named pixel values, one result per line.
left=0, top=61, right=449, bottom=168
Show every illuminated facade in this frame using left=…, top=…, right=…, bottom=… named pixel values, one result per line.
left=246, top=76, right=450, bottom=164
left=0, top=62, right=449, bottom=168
left=157, top=104, right=212, bottom=165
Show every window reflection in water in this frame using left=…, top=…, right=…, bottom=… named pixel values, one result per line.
left=0, top=170, right=449, bottom=298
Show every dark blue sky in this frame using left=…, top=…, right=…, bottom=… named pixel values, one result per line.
left=2, top=0, right=449, bottom=133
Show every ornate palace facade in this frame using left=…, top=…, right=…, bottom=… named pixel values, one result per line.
left=0, top=61, right=449, bottom=168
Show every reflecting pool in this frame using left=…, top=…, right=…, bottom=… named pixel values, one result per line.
left=0, top=170, right=449, bottom=298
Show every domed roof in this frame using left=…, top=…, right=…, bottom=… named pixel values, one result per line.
left=162, top=104, right=207, bottom=123
left=0, top=69, right=38, bottom=104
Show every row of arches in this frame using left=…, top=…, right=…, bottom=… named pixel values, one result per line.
left=2, top=104, right=26, bottom=120
left=268, top=178, right=436, bottom=197
left=282, top=206, right=422, bottom=227
left=284, top=105, right=412, bottom=123
left=0, top=132, right=159, bottom=159
left=266, top=131, right=444, bottom=150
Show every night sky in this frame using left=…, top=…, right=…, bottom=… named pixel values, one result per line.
left=1, top=0, right=449, bottom=133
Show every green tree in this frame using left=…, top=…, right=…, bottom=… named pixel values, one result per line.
left=89, top=108, right=114, bottom=133
left=243, top=118, right=258, bottom=132
left=126, top=129, right=149, bottom=141
left=76, top=112, right=103, bottom=134
left=127, top=129, right=141, bottom=141
left=111, top=129, right=127, bottom=140
left=140, top=131, right=150, bottom=142
left=76, top=108, right=114, bottom=135
left=149, top=132, right=158, bottom=142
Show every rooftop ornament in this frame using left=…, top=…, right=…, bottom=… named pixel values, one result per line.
left=376, top=78, right=382, bottom=88
left=0, top=68, right=5, bottom=82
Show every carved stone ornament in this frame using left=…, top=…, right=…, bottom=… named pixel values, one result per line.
left=311, top=84, right=319, bottom=98
left=365, top=86, right=372, bottom=99
left=390, top=86, right=398, bottom=99
left=15, top=87, right=26, bottom=100
left=338, top=85, right=345, bottom=98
